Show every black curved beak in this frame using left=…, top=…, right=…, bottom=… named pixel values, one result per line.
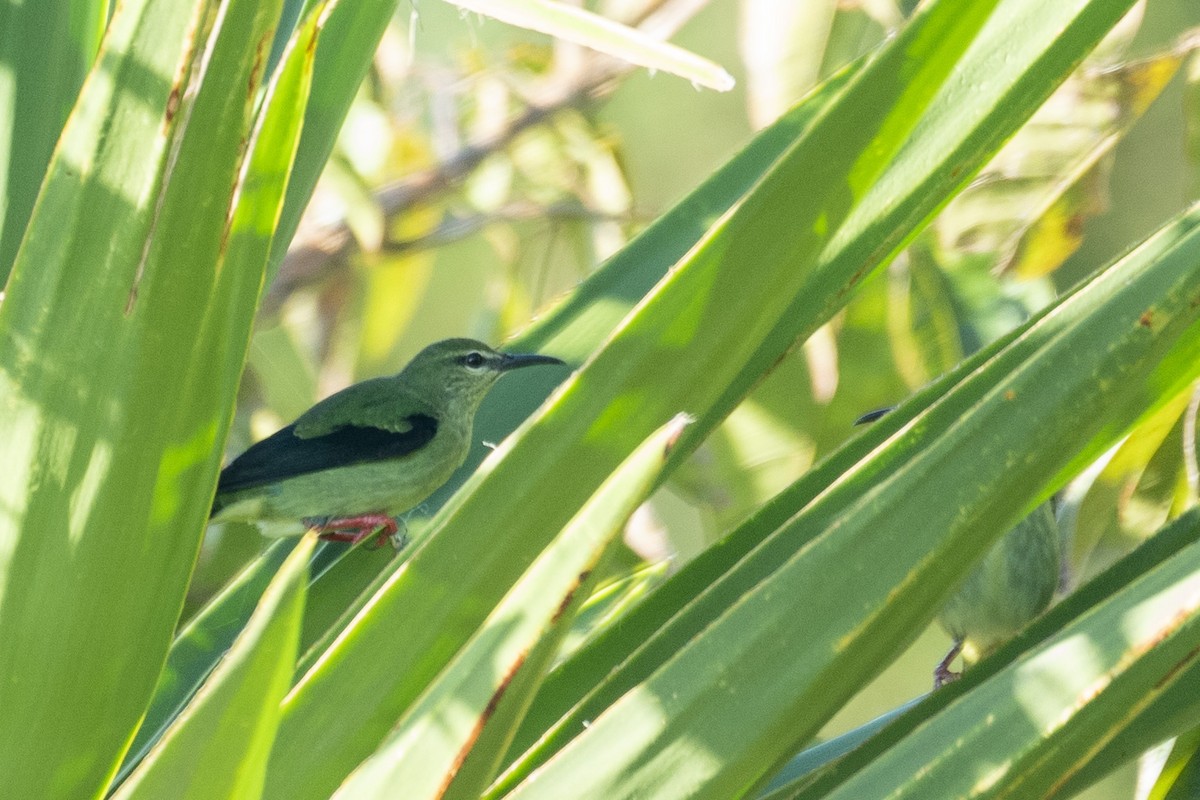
left=498, top=352, right=566, bottom=372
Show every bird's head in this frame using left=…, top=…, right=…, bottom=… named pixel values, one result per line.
left=400, top=338, right=565, bottom=414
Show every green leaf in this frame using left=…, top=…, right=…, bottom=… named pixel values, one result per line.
left=261, top=1, right=1020, bottom=797
left=111, top=534, right=315, bottom=800
left=932, top=33, right=1184, bottom=279
left=112, top=4, right=329, bottom=781
left=0, top=0, right=310, bottom=793
left=268, top=0, right=401, bottom=278
left=756, top=701, right=920, bottom=799
left=815, top=514, right=1200, bottom=800
left=147, top=56, right=856, bottom=760
left=490, top=0, right=1148, bottom=789
left=0, top=0, right=107, bottom=282
left=777, top=507, right=1200, bottom=800
left=494, top=309, right=1032, bottom=795
left=501, top=198, right=1200, bottom=798
left=331, top=416, right=689, bottom=800
left=1146, top=726, right=1200, bottom=800
left=139, top=50, right=850, bottom=775
left=445, top=0, right=735, bottom=91
left=116, top=541, right=296, bottom=786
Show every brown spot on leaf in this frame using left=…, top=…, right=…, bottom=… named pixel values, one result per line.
left=551, top=570, right=590, bottom=625
left=165, top=87, right=182, bottom=125
left=1156, top=641, right=1200, bottom=689
left=247, top=31, right=268, bottom=102
left=1140, top=310, right=1154, bottom=328
left=1004, top=389, right=1016, bottom=401
left=838, top=264, right=870, bottom=298
left=437, top=652, right=529, bottom=799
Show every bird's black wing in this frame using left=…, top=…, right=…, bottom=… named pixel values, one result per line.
left=215, top=413, right=439, bottom=495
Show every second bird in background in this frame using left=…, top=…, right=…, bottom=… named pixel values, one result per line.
left=854, top=406, right=1063, bottom=688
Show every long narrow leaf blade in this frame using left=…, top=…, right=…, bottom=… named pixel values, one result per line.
left=505, top=202, right=1200, bottom=799
left=491, top=0, right=1146, bottom=783
left=0, top=0, right=106, bottom=282
left=145, top=55, right=857, bottom=756
left=263, top=2, right=1011, bottom=797
left=117, top=541, right=296, bottom=784
left=818, top=516, right=1200, bottom=800
left=112, top=4, right=327, bottom=780
left=0, top=0, right=299, bottom=792
left=268, top=0, right=399, bottom=276
left=111, top=535, right=316, bottom=800
left=446, top=0, right=734, bottom=91
left=780, top=506, right=1200, bottom=800
left=332, top=416, right=690, bottom=800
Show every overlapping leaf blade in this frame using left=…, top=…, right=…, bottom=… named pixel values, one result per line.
left=331, top=417, right=688, bottom=800
left=114, top=5, right=327, bottom=779
left=775, top=506, right=1200, bottom=800
left=817, top=512, right=1200, bottom=800
left=495, top=184, right=1200, bottom=794
left=261, top=1, right=1016, bottom=797
left=111, top=535, right=315, bottom=800
left=503, top=198, right=1200, bottom=797
left=137, top=53, right=857, bottom=754
left=0, top=0, right=1170, bottom=797
left=0, top=0, right=314, bottom=794
left=0, top=0, right=106, bottom=282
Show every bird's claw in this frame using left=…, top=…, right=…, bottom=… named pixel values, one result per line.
left=307, top=514, right=403, bottom=549
left=362, top=520, right=409, bottom=552
left=387, top=525, right=410, bottom=551
left=933, top=640, right=964, bottom=689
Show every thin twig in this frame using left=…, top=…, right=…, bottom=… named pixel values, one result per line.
left=378, top=202, right=638, bottom=255
left=266, top=0, right=707, bottom=314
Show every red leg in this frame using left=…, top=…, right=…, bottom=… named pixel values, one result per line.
left=307, top=514, right=398, bottom=548
left=934, top=640, right=964, bottom=689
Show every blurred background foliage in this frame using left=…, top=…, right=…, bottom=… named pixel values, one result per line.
left=174, top=0, right=1200, bottom=795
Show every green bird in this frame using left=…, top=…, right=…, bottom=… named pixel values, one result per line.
left=934, top=501, right=1060, bottom=687
left=210, top=338, right=564, bottom=546
left=855, top=407, right=1062, bottom=687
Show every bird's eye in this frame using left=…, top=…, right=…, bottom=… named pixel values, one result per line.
left=464, top=352, right=485, bottom=368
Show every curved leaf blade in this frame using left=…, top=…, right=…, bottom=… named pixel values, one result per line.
left=332, top=416, right=689, bottom=800
left=0, top=0, right=306, bottom=792
left=111, top=535, right=315, bottom=800
left=445, top=0, right=734, bottom=91
left=263, top=1, right=1011, bottom=797
left=504, top=202, right=1200, bottom=799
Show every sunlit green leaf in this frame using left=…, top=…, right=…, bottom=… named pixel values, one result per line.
left=332, top=417, right=688, bottom=800
left=111, top=535, right=314, bottom=800
left=0, top=0, right=106, bottom=282
left=0, top=0, right=310, bottom=792
left=446, top=0, right=734, bottom=91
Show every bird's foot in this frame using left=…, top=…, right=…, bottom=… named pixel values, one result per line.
left=305, top=514, right=402, bottom=549
left=388, top=520, right=410, bottom=551
left=933, top=640, right=964, bottom=689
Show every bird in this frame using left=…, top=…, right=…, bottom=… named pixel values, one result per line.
left=933, top=501, right=1060, bottom=687
left=210, top=338, right=564, bottom=547
left=855, top=407, right=1062, bottom=688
